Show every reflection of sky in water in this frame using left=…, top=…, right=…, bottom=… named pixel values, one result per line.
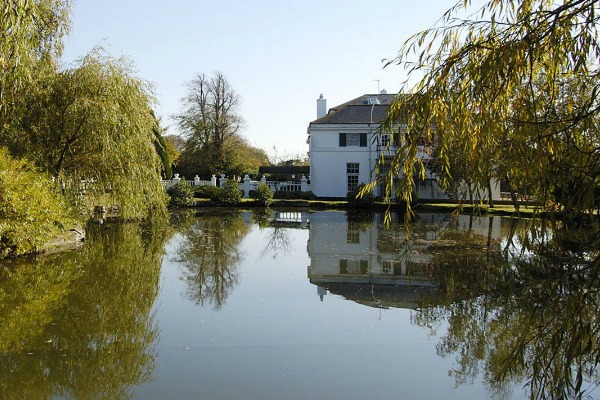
left=137, top=212, right=529, bottom=400
left=2, top=211, right=596, bottom=399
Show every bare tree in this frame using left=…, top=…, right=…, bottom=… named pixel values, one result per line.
left=175, top=72, right=244, bottom=174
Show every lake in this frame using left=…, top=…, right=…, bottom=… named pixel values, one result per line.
left=0, top=209, right=598, bottom=399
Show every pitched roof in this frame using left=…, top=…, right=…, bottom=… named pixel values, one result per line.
left=311, top=93, right=397, bottom=125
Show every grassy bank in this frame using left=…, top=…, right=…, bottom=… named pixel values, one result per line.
left=191, top=197, right=541, bottom=216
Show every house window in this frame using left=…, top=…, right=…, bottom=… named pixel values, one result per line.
left=339, top=133, right=368, bottom=147
left=381, top=260, right=401, bottom=275
left=347, top=162, right=359, bottom=193
left=339, top=259, right=369, bottom=274
left=347, top=231, right=359, bottom=243
left=382, top=260, right=392, bottom=274
left=347, top=222, right=360, bottom=244
left=380, top=134, right=390, bottom=147
left=347, top=133, right=360, bottom=146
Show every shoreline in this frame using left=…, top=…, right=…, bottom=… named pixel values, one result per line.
left=187, top=198, right=543, bottom=217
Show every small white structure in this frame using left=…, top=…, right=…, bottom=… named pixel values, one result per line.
left=307, top=93, right=501, bottom=201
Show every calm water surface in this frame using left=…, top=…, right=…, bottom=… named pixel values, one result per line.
left=0, top=209, right=598, bottom=399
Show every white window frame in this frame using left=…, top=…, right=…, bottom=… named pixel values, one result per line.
left=347, top=163, right=360, bottom=193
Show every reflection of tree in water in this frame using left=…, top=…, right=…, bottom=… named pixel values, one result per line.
left=411, top=219, right=600, bottom=399
left=260, top=225, right=293, bottom=259
left=0, top=221, right=168, bottom=400
left=253, top=209, right=310, bottom=259
left=176, top=211, right=250, bottom=309
left=254, top=209, right=292, bottom=259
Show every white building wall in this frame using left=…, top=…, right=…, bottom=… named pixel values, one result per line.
left=308, top=121, right=501, bottom=201
left=309, top=124, right=377, bottom=198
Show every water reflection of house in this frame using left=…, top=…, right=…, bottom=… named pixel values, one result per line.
left=307, top=211, right=504, bottom=308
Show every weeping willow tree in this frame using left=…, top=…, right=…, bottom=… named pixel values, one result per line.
left=0, top=0, right=71, bottom=119
left=377, top=0, right=600, bottom=221
left=16, top=49, right=168, bottom=220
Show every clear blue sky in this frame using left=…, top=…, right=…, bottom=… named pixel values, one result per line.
left=61, top=0, right=458, bottom=159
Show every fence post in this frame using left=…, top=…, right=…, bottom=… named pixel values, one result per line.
left=211, top=174, right=217, bottom=187
left=193, top=175, right=201, bottom=186
left=219, top=174, right=226, bottom=188
left=261, top=175, right=267, bottom=185
left=172, top=173, right=181, bottom=186
left=243, top=175, right=251, bottom=198
left=301, top=175, right=308, bottom=192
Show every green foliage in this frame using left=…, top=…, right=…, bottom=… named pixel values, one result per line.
left=250, top=183, right=274, bottom=206
left=0, top=148, right=73, bottom=258
left=218, top=178, right=242, bottom=205
left=222, top=135, right=270, bottom=177
left=194, top=185, right=222, bottom=201
left=348, top=184, right=375, bottom=206
left=14, top=48, right=168, bottom=220
left=176, top=133, right=268, bottom=179
left=1, top=2, right=168, bottom=229
left=152, top=120, right=173, bottom=179
left=0, top=0, right=72, bottom=118
left=379, top=0, right=600, bottom=221
left=166, top=181, right=195, bottom=207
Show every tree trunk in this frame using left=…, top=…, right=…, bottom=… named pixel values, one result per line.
left=487, top=179, right=495, bottom=208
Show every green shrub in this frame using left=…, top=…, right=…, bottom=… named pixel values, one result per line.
left=166, top=181, right=195, bottom=206
left=250, top=183, right=274, bottom=206
left=194, top=185, right=222, bottom=201
left=0, top=149, right=75, bottom=258
left=219, top=178, right=242, bottom=205
left=347, top=184, right=375, bottom=206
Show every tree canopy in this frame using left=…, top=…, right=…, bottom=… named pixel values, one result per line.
left=379, top=0, right=600, bottom=219
left=13, top=49, right=168, bottom=219
left=175, top=71, right=251, bottom=176
left=1, top=1, right=169, bottom=255
left=0, top=0, right=71, bottom=118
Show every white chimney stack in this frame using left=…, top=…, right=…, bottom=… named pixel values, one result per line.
left=316, top=94, right=327, bottom=119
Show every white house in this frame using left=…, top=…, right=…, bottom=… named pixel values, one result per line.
left=307, top=93, right=501, bottom=201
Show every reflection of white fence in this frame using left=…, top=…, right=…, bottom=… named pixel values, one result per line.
left=161, top=173, right=312, bottom=198
left=275, top=211, right=306, bottom=223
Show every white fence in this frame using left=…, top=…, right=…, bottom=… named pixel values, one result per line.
left=161, top=173, right=311, bottom=198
